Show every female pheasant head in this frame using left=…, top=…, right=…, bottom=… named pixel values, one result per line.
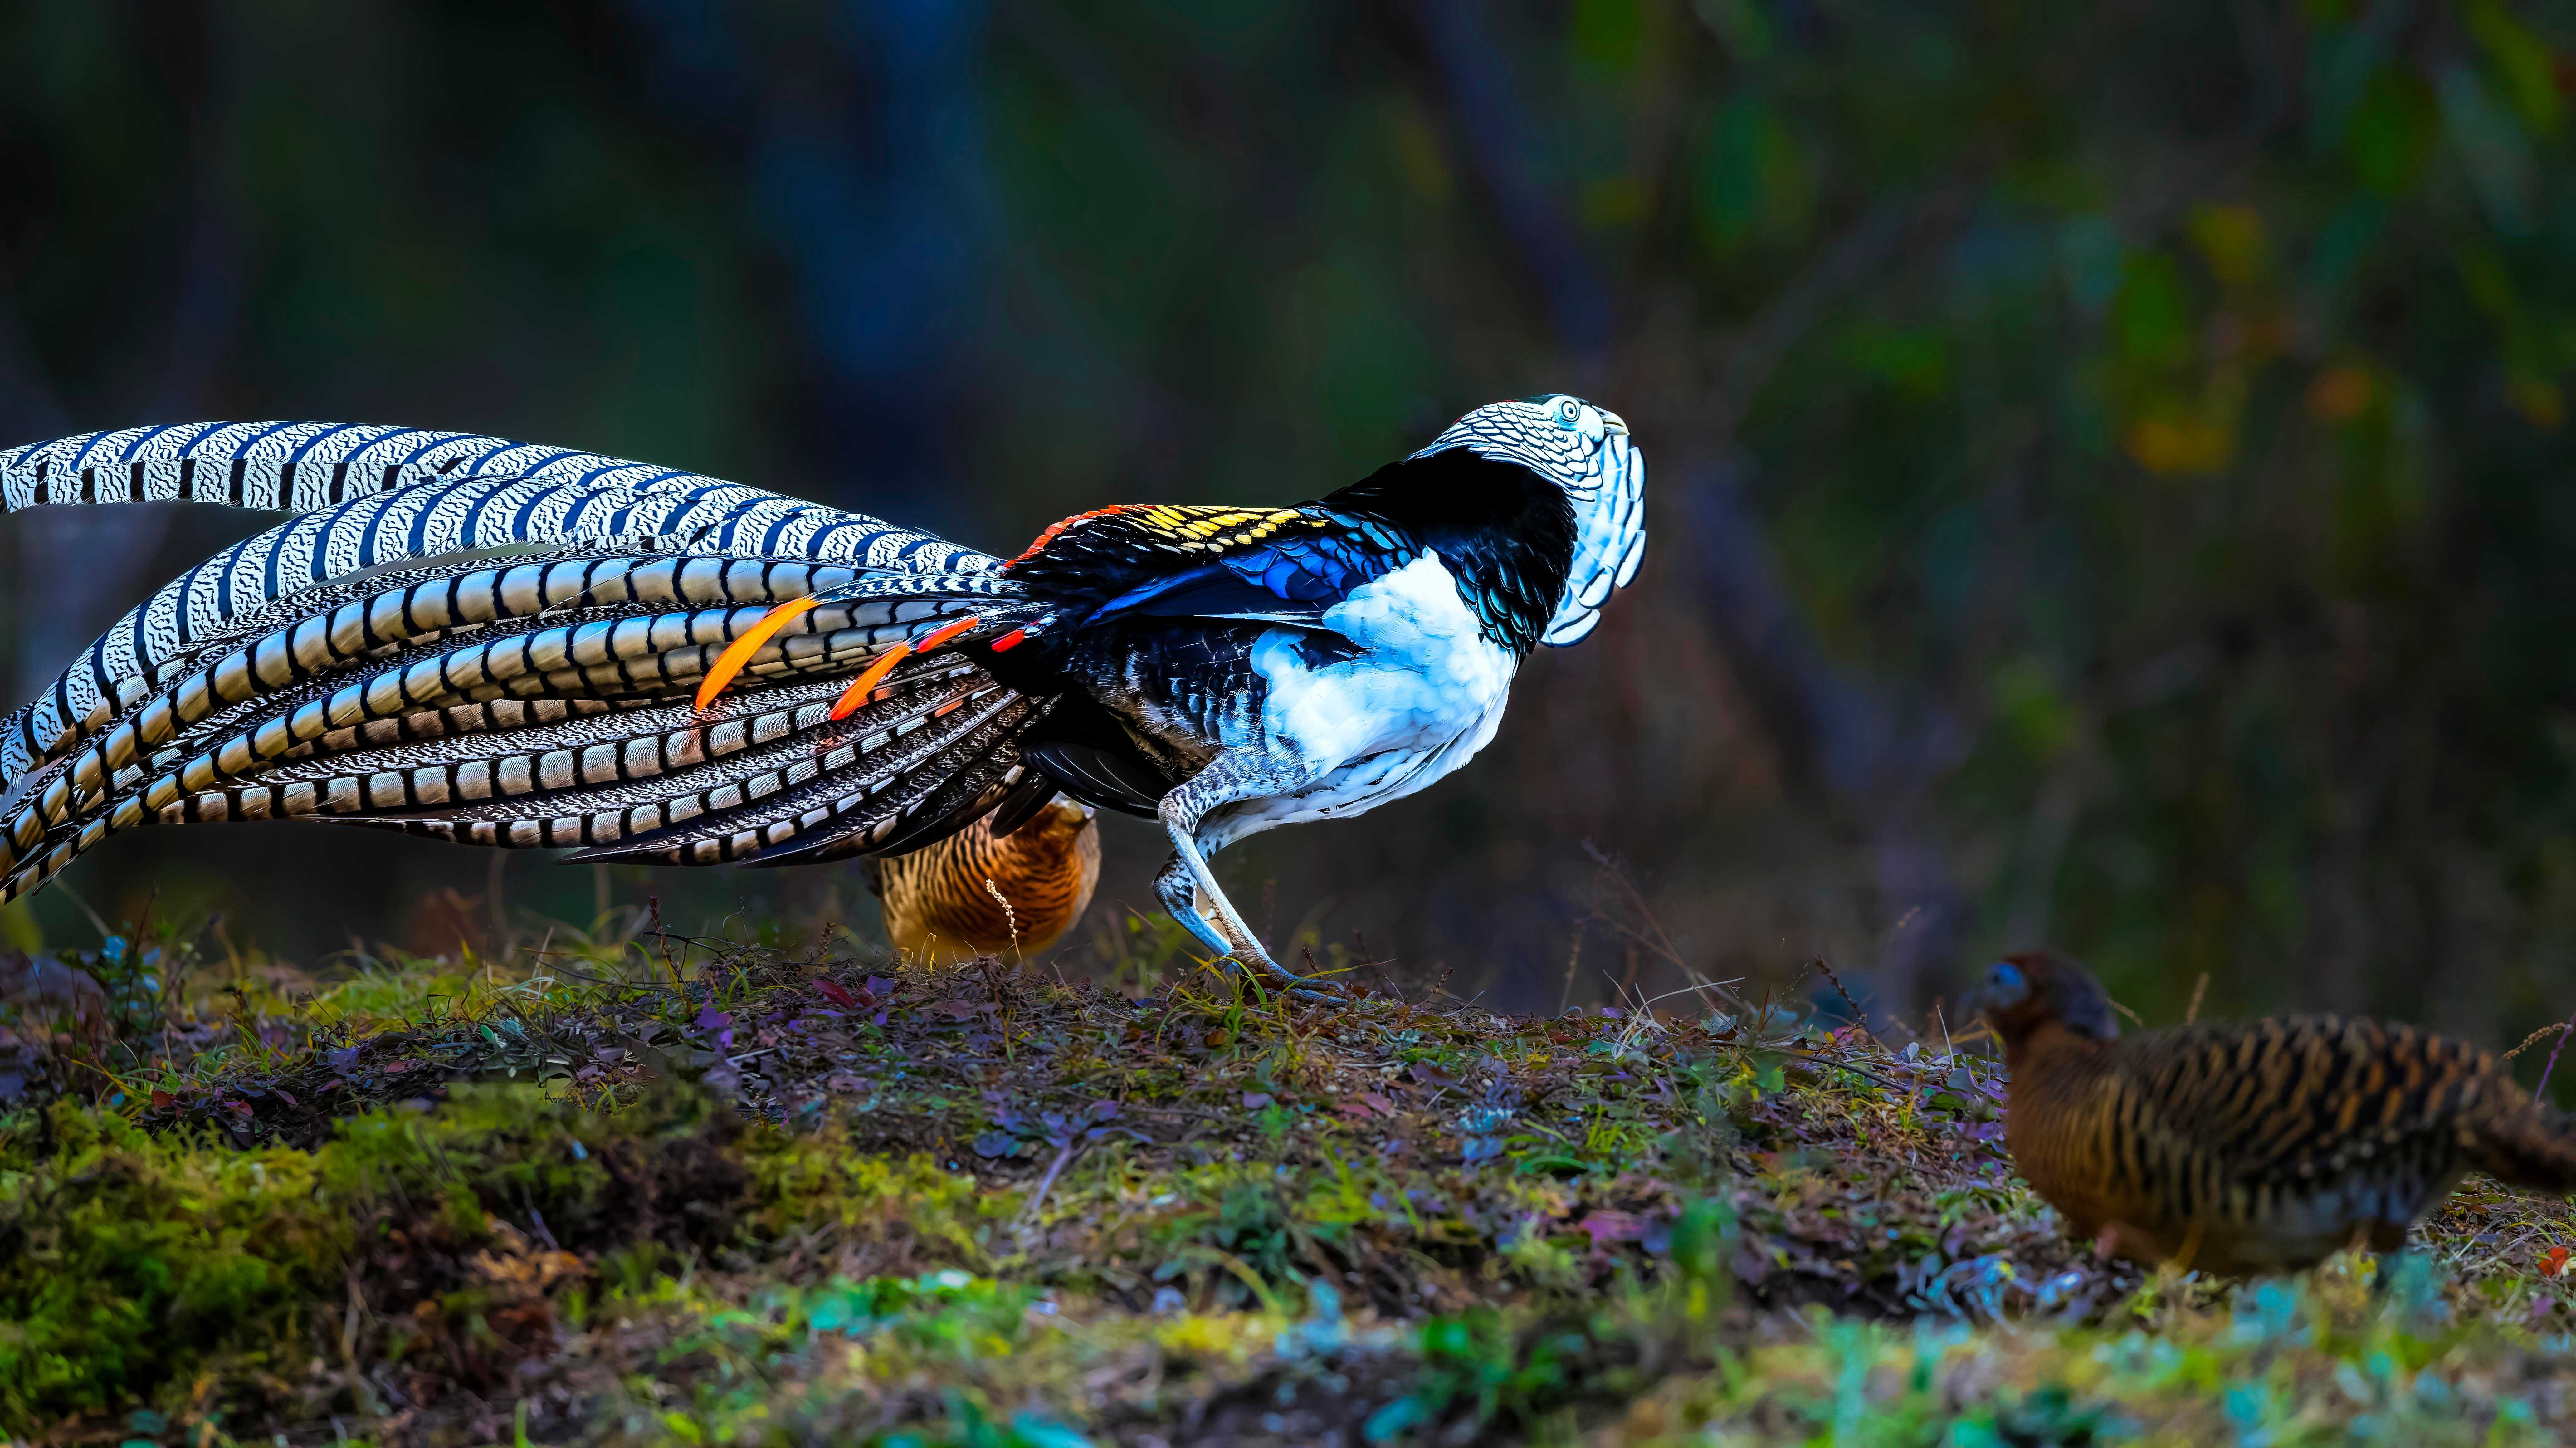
left=1978, top=949, right=2121, bottom=1063
left=1408, top=394, right=1647, bottom=646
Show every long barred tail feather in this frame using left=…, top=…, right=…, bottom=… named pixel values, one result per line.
left=354, top=675, right=1017, bottom=857
left=973, top=766, right=1065, bottom=843
left=795, top=700, right=1049, bottom=864
left=0, top=420, right=1049, bottom=906
left=0, top=626, right=1041, bottom=903
left=4, top=555, right=974, bottom=845
left=559, top=672, right=1033, bottom=866
left=1, top=421, right=1008, bottom=792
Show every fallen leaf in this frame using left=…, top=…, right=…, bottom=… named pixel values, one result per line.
left=1578, top=1211, right=1646, bottom=1247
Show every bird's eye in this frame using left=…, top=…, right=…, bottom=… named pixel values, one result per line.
left=1556, top=398, right=1580, bottom=424
left=1986, top=961, right=2027, bottom=1002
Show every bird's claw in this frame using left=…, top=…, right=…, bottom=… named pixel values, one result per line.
left=1220, top=946, right=1343, bottom=1003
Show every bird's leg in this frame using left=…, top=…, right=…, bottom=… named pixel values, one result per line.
left=1151, top=851, right=1332, bottom=1000
left=1154, top=752, right=1336, bottom=1000
left=1152, top=849, right=1333, bottom=1002
left=2167, top=1220, right=2205, bottom=1277
left=1153, top=853, right=1241, bottom=959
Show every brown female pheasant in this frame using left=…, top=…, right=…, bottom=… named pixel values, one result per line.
left=1980, top=950, right=2576, bottom=1274
left=860, top=797, right=1098, bottom=964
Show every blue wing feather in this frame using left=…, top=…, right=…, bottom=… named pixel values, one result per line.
left=1091, top=529, right=1407, bottom=624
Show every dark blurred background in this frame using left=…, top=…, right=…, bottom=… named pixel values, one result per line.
left=5, top=0, right=2575, bottom=1042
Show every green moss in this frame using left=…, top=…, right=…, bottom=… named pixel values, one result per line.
left=0, top=1084, right=986, bottom=1431
left=745, top=1127, right=986, bottom=1261
left=0, top=1103, right=350, bottom=1418
left=1612, top=1277, right=2572, bottom=1445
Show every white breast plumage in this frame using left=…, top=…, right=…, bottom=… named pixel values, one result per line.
left=1204, top=551, right=1518, bottom=845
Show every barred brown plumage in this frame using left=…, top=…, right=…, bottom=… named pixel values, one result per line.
left=861, top=799, right=1099, bottom=964
left=1982, top=950, right=2576, bottom=1274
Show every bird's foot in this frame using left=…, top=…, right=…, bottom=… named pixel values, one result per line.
left=1219, top=941, right=1343, bottom=1004
left=1154, top=852, right=1343, bottom=1004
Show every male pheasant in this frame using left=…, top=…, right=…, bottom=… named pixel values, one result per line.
left=862, top=797, right=1098, bottom=964
left=1980, top=950, right=2576, bottom=1274
left=0, top=399, right=1643, bottom=997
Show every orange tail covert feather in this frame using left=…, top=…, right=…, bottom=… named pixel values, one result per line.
left=693, top=595, right=823, bottom=712
left=825, top=614, right=983, bottom=720
left=913, top=614, right=984, bottom=653
left=830, top=641, right=914, bottom=719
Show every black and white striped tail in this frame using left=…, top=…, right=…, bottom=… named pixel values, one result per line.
left=0, top=421, right=1042, bottom=905
left=1, top=421, right=1007, bottom=791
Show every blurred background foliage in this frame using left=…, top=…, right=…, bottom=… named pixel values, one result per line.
left=4, top=0, right=2576, bottom=1045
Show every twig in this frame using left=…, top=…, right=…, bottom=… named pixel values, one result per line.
left=1776, top=1048, right=1909, bottom=1093
left=985, top=876, right=1021, bottom=959
left=340, top=1267, right=366, bottom=1367
left=51, top=879, right=114, bottom=944
left=2538, top=1018, right=2576, bottom=1105
left=539, top=961, right=691, bottom=996
left=2183, top=973, right=2208, bottom=1025
left=1808, top=955, right=1866, bottom=1026
left=1575, top=842, right=1753, bottom=1017
left=2505, top=1018, right=2574, bottom=1060
left=1015, top=1139, right=1080, bottom=1231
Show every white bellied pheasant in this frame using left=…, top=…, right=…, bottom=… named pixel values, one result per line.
left=1981, top=950, right=2576, bottom=1274
left=0, top=399, right=1644, bottom=996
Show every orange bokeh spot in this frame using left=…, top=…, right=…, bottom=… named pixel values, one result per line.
left=2305, top=366, right=2375, bottom=423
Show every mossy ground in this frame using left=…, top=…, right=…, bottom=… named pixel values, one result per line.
left=7, top=910, right=2576, bottom=1446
